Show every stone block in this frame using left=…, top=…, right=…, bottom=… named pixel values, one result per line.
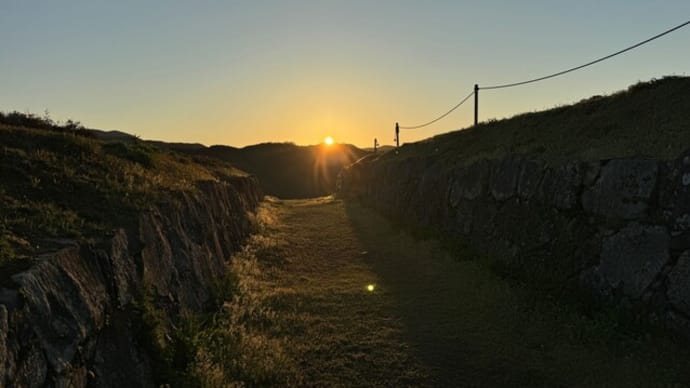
left=667, top=251, right=690, bottom=316
left=598, top=223, right=669, bottom=298
left=582, top=159, right=658, bottom=219
left=0, top=306, right=7, bottom=384
left=517, top=160, right=544, bottom=200
left=458, top=160, right=490, bottom=200
left=490, top=158, right=521, bottom=201
left=551, top=162, right=582, bottom=210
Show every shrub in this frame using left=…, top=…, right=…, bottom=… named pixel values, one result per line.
left=0, top=229, right=15, bottom=264
left=0, top=110, right=89, bottom=136
left=103, top=141, right=156, bottom=168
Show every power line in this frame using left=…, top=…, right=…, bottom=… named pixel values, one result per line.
left=396, top=18, right=690, bottom=132
left=480, top=19, right=690, bottom=90
left=399, top=90, right=474, bottom=129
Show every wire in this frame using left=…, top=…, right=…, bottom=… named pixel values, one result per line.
left=480, top=19, right=690, bottom=90
left=397, top=19, right=690, bottom=130
left=399, top=90, right=474, bottom=129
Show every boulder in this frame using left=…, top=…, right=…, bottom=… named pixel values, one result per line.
left=0, top=306, right=7, bottom=384
left=517, top=160, right=544, bottom=200
left=14, top=344, right=48, bottom=387
left=549, top=162, right=582, bottom=210
left=582, top=161, right=601, bottom=187
left=458, top=160, right=490, bottom=200
left=658, top=151, right=690, bottom=241
left=598, top=223, right=669, bottom=298
left=448, top=178, right=462, bottom=208
left=0, top=289, right=20, bottom=310
left=667, top=251, right=690, bottom=316
left=103, top=230, right=139, bottom=308
left=490, top=158, right=521, bottom=201
left=12, top=247, right=109, bottom=375
left=582, top=159, right=658, bottom=219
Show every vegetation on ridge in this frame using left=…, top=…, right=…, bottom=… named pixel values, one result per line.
left=162, top=197, right=690, bottom=387
left=384, top=76, right=690, bottom=166
left=165, top=142, right=369, bottom=199
left=0, top=114, right=246, bottom=283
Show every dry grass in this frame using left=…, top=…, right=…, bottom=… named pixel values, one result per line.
left=184, top=204, right=300, bottom=387
left=186, top=197, right=430, bottom=387
left=383, top=76, right=690, bottom=167
left=0, top=124, right=244, bottom=279
left=184, top=197, right=690, bottom=387
left=345, top=201, right=690, bottom=387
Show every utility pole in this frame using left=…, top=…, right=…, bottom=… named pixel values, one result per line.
left=474, top=84, right=479, bottom=126
left=395, top=122, right=400, bottom=148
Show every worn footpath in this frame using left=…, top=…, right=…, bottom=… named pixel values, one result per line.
left=225, top=196, right=690, bottom=387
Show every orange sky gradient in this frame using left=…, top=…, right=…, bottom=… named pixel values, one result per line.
left=1, top=2, right=689, bottom=148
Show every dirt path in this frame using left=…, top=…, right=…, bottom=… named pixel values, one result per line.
left=226, top=196, right=690, bottom=387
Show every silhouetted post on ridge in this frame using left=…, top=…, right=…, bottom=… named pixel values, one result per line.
left=395, top=122, right=400, bottom=148
left=374, top=138, right=379, bottom=154
left=474, top=84, right=479, bottom=126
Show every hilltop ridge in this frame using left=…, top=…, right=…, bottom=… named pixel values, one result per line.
left=385, top=76, right=690, bottom=165
left=165, top=141, right=369, bottom=199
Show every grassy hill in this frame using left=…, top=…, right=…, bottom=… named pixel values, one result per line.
left=0, top=112, right=369, bottom=280
left=0, top=114, right=246, bottom=283
left=167, top=142, right=369, bottom=199
left=385, top=76, right=690, bottom=166
left=363, top=145, right=396, bottom=154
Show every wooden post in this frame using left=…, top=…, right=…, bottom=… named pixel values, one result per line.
left=395, top=122, right=400, bottom=148
left=374, top=138, right=379, bottom=154
left=474, top=84, right=479, bottom=126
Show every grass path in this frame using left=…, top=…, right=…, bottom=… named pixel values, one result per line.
left=216, top=196, right=690, bottom=387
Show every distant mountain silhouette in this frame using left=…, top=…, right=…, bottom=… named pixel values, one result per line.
left=363, top=145, right=396, bottom=154
left=82, top=127, right=369, bottom=198
left=164, top=142, right=369, bottom=199
left=87, top=129, right=138, bottom=142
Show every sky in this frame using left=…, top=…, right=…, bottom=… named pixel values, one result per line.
left=1, top=1, right=689, bottom=148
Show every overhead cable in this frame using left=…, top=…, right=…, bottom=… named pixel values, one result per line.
left=480, top=19, right=690, bottom=90
left=399, top=90, right=474, bottom=129
left=396, top=18, right=690, bottom=130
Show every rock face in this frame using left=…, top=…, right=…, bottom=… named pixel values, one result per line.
left=339, top=150, right=690, bottom=338
left=0, top=177, right=262, bottom=387
left=598, top=223, right=669, bottom=298
left=582, top=159, right=658, bottom=219
left=668, top=251, right=690, bottom=316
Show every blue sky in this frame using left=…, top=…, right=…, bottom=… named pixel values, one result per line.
left=1, top=1, right=689, bottom=147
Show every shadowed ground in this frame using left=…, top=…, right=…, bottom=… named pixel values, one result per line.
left=214, top=196, right=690, bottom=387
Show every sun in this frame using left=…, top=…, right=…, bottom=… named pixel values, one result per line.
left=324, top=136, right=334, bottom=145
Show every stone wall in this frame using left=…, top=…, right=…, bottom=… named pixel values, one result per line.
left=339, top=151, right=690, bottom=336
left=0, top=177, right=262, bottom=387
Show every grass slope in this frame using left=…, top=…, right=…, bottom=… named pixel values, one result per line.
left=177, top=197, right=690, bottom=387
left=0, top=120, right=246, bottom=284
left=385, top=76, right=690, bottom=166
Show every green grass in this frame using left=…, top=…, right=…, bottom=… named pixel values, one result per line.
left=158, top=203, right=302, bottom=387
left=102, top=141, right=157, bottom=168
left=381, top=76, right=690, bottom=167
left=344, top=200, right=690, bottom=387
left=0, top=122, right=245, bottom=283
left=170, top=197, right=690, bottom=387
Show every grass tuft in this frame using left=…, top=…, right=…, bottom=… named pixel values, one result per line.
left=0, top=120, right=246, bottom=278
left=381, top=76, right=690, bottom=167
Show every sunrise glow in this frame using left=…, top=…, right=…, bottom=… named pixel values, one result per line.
left=324, top=136, right=334, bottom=145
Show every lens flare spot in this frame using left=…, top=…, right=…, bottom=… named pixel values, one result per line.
left=366, top=284, right=375, bottom=292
